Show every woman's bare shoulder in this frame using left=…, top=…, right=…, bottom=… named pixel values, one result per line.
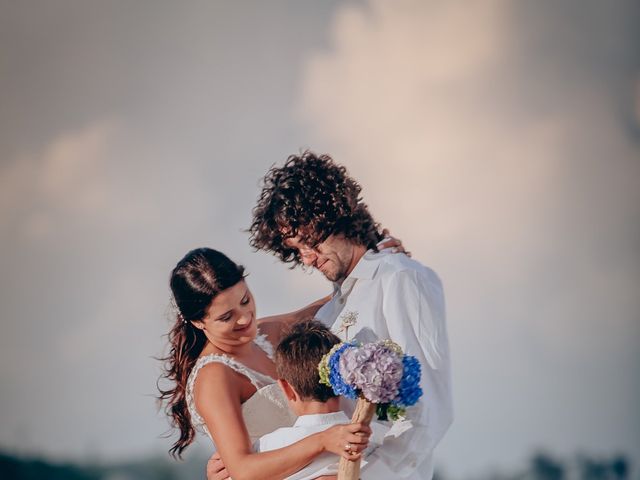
left=194, top=360, right=244, bottom=400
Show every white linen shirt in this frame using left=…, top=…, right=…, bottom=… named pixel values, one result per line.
left=315, top=250, right=454, bottom=480
left=255, top=411, right=348, bottom=480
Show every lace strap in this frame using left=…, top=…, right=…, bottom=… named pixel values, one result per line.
left=253, top=332, right=275, bottom=361
left=189, top=354, right=262, bottom=391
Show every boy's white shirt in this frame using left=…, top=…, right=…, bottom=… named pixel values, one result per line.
left=255, top=411, right=388, bottom=480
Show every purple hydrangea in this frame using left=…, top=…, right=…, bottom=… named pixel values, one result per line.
left=328, top=342, right=358, bottom=399
left=339, top=342, right=404, bottom=403
left=393, top=355, right=423, bottom=407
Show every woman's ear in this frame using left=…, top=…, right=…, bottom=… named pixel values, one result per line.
left=191, top=319, right=206, bottom=331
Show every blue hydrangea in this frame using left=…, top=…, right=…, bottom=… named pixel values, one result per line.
left=393, top=355, right=423, bottom=407
left=328, top=342, right=358, bottom=399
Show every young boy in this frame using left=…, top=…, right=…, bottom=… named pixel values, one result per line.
left=255, top=320, right=372, bottom=480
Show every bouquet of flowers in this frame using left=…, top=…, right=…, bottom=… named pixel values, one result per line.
left=318, top=339, right=423, bottom=479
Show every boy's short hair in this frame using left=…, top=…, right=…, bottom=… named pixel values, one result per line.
left=275, top=319, right=341, bottom=402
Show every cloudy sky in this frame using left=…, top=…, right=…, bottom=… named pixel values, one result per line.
left=1, top=0, right=638, bottom=477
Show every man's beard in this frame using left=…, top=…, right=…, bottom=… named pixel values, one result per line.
left=321, top=259, right=348, bottom=283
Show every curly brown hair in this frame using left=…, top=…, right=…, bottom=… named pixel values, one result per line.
left=249, top=151, right=383, bottom=266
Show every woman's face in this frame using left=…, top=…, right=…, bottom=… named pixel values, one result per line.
left=195, top=280, right=257, bottom=347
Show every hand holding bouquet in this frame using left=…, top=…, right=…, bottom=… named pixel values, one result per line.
left=318, top=340, right=423, bottom=480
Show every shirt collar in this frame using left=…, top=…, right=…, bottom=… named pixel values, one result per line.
left=332, top=250, right=384, bottom=293
left=293, top=411, right=350, bottom=427
left=350, top=250, right=384, bottom=279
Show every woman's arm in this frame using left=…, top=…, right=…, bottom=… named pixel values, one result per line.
left=260, top=295, right=331, bottom=325
left=257, top=295, right=331, bottom=345
left=195, top=362, right=369, bottom=480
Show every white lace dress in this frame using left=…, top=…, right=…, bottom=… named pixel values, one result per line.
left=186, top=332, right=297, bottom=444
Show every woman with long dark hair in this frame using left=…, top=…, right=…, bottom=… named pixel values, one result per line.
left=158, top=248, right=371, bottom=480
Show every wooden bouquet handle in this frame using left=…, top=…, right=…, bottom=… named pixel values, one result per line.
left=338, top=398, right=377, bottom=480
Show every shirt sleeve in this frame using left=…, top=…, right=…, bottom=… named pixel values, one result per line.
left=367, top=268, right=454, bottom=476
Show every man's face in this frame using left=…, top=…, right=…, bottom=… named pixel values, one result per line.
left=284, top=234, right=355, bottom=282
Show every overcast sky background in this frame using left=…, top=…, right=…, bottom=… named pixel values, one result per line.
left=1, top=1, right=639, bottom=478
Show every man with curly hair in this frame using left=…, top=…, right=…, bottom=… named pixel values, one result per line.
left=249, top=151, right=453, bottom=480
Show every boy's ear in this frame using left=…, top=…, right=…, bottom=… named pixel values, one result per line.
left=277, top=379, right=298, bottom=402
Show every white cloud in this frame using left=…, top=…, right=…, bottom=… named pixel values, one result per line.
left=0, top=121, right=115, bottom=240
left=298, top=0, right=640, bottom=475
left=0, top=118, right=218, bottom=458
left=38, top=123, right=113, bottom=206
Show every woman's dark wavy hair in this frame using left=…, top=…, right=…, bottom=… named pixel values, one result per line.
left=157, top=248, right=245, bottom=458
left=249, top=150, right=383, bottom=266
